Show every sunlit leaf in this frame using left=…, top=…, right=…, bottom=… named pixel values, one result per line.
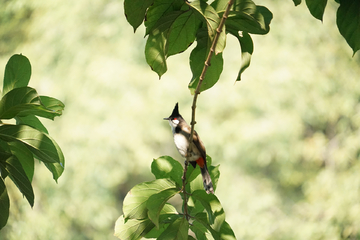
left=189, top=28, right=223, bottom=94
left=192, top=190, right=225, bottom=232
left=145, top=27, right=168, bottom=78
left=39, top=96, right=65, bottom=116
left=124, top=0, right=154, bottom=32
left=123, top=179, right=176, bottom=220
left=16, top=115, right=49, bottom=134
left=0, top=87, right=62, bottom=120
left=305, top=0, right=327, bottom=21
left=5, top=155, right=34, bottom=207
left=114, top=215, right=155, bottom=240
left=151, top=156, right=183, bottom=186
left=0, top=125, right=65, bottom=181
left=8, top=141, right=34, bottom=181
left=147, top=187, right=179, bottom=228
left=157, top=217, right=189, bottom=240
left=336, top=0, right=360, bottom=55
left=0, top=177, right=10, bottom=230
left=219, top=221, right=236, bottom=240
left=3, top=54, right=31, bottom=96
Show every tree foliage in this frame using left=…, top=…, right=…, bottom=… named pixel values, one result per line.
left=0, top=54, right=65, bottom=230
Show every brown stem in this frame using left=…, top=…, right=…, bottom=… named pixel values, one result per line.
left=182, top=0, right=234, bottom=219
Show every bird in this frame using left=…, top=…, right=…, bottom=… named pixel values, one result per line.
left=164, top=103, right=214, bottom=194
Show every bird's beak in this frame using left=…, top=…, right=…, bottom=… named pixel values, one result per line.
left=163, top=117, right=170, bottom=120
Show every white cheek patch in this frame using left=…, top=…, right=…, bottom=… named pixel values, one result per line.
left=173, top=119, right=179, bottom=125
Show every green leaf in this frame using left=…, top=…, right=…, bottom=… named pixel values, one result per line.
left=190, top=218, right=213, bottom=240
left=147, top=187, right=179, bottom=228
left=191, top=190, right=225, bottom=232
left=219, top=221, right=236, bottom=240
left=145, top=26, right=168, bottom=78
left=114, top=215, right=155, bottom=240
left=39, top=96, right=65, bottom=116
left=229, top=31, right=253, bottom=81
left=336, top=0, right=360, bottom=55
left=3, top=54, right=31, bottom=96
left=8, top=141, right=34, bottom=181
left=145, top=0, right=186, bottom=36
left=124, top=0, right=154, bottom=32
left=0, top=87, right=63, bottom=120
left=5, top=155, right=34, bottom=207
left=0, top=177, right=10, bottom=230
left=193, top=212, right=221, bottom=240
left=16, top=115, right=49, bottom=134
left=305, top=0, right=327, bottom=21
left=292, top=0, right=302, bottom=6
left=167, top=10, right=201, bottom=57
left=158, top=217, right=189, bottom=240
left=123, top=179, right=176, bottom=220
left=151, top=156, right=183, bottom=186
left=0, top=125, right=65, bottom=180
left=225, top=0, right=273, bottom=35
left=188, top=28, right=223, bottom=94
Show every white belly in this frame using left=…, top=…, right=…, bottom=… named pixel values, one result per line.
left=173, top=133, right=200, bottom=161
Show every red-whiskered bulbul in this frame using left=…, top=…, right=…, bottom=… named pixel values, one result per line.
left=164, top=103, right=214, bottom=194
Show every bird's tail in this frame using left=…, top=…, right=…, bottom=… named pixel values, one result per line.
left=196, top=157, right=214, bottom=194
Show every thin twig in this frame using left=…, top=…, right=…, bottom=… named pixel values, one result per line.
left=181, top=0, right=234, bottom=220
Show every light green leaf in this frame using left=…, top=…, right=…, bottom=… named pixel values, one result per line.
left=158, top=217, right=189, bottom=240
left=123, top=179, right=176, bottom=220
left=8, top=141, right=34, bottom=181
left=188, top=28, right=223, bottom=94
left=193, top=212, right=221, bottom=240
left=0, top=87, right=63, bottom=120
left=39, top=96, right=65, bottom=116
left=5, top=155, right=34, bottom=207
left=114, top=215, right=155, bottom=240
left=151, top=156, right=183, bottom=186
left=0, top=177, right=10, bottom=230
left=16, top=115, right=49, bottom=134
left=336, top=0, right=360, bottom=55
left=147, top=187, right=179, bottom=228
left=145, top=27, right=168, bottom=78
left=190, top=219, right=213, bottom=240
left=192, top=190, right=225, bottom=232
left=3, top=54, right=31, bottom=96
left=124, top=0, right=154, bottom=32
left=0, top=125, right=64, bottom=181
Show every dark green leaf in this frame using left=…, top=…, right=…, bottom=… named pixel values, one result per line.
left=5, top=155, right=34, bottom=207
left=292, top=0, right=302, bottom=6
left=228, top=31, right=253, bottom=81
left=3, top=54, right=31, bottom=96
left=8, top=141, right=34, bottom=181
left=123, top=179, right=176, bottom=220
left=147, top=188, right=179, bottom=228
left=145, top=204, right=180, bottom=238
left=225, top=0, right=272, bottom=35
left=145, top=0, right=186, bottom=35
left=151, top=156, right=183, bottom=186
left=0, top=125, right=65, bottom=180
left=16, top=115, right=49, bottom=134
left=0, top=87, right=62, bottom=120
left=0, top=177, right=9, bottom=230
left=114, top=215, right=155, bottom=240
left=124, top=0, right=154, bottom=32
left=305, top=0, right=327, bottom=21
left=336, top=0, right=360, bottom=55
left=193, top=212, right=221, bottom=240
left=158, top=217, right=189, bottom=240
left=188, top=28, right=223, bottom=94
left=192, top=190, right=225, bottom=232
left=190, top=218, right=212, bottom=240
left=219, top=221, right=236, bottom=240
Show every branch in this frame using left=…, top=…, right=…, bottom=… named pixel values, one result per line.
left=181, top=0, right=234, bottom=220
left=188, top=0, right=234, bottom=143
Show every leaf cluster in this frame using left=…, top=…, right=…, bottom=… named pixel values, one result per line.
left=0, top=54, right=65, bottom=230
left=124, top=0, right=272, bottom=92
left=115, top=156, right=235, bottom=240
left=293, top=0, right=360, bottom=55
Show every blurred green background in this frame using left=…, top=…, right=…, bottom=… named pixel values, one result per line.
left=1, top=0, right=360, bottom=239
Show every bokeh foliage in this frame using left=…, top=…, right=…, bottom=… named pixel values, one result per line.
left=0, top=0, right=359, bottom=239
